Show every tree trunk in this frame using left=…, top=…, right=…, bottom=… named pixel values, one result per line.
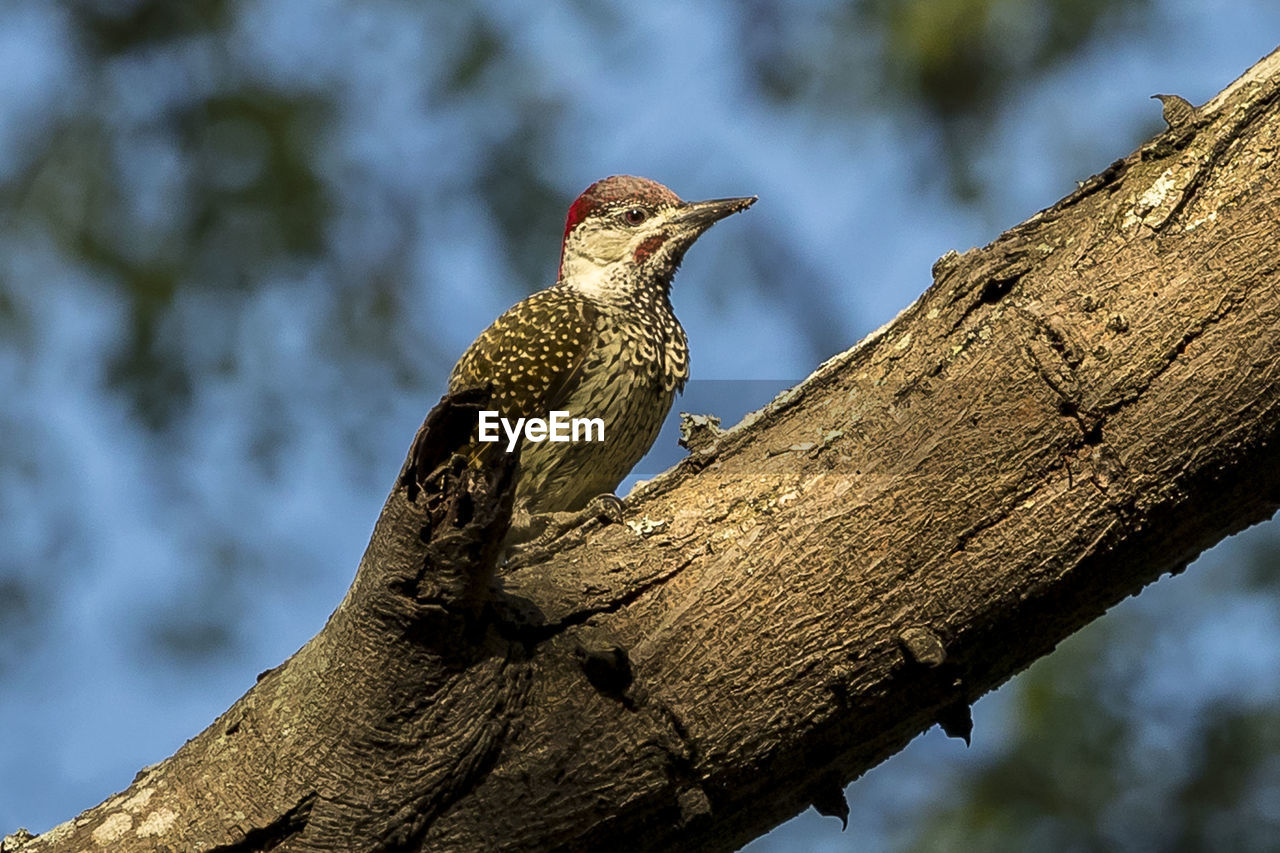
left=9, top=47, right=1280, bottom=853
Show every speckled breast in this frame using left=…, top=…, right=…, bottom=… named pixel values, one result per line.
left=514, top=317, right=686, bottom=513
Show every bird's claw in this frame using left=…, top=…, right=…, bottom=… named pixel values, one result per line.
left=587, top=493, right=625, bottom=526
left=501, top=495, right=626, bottom=562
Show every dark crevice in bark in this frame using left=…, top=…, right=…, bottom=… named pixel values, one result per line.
left=210, top=793, right=316, bottom=853
left=1093, top=284, right=1248, bottom=419
left=1054, top=156, right=1127, bottom=211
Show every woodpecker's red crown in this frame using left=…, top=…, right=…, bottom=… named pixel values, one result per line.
left=555, top=175, right=755, bottom=297
left=562, top=175, right=682, bottom=247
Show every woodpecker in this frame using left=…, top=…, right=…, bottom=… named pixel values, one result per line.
left=447, top=175, right=755, bottom=523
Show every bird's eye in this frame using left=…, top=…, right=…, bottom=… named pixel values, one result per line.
left=622, top=208, right=648, bottom=226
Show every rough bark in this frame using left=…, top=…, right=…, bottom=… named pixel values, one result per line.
left=9, top=47, right=1280, bottom=853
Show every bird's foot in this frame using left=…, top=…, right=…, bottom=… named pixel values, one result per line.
left=586, top=493, right=626, bottom=526
left=529, top=493, right=626, bottom=541
left=501, top=495, right=625, bottom=563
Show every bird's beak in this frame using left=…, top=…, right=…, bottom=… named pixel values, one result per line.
left=674, top=195, right=757, bottom=230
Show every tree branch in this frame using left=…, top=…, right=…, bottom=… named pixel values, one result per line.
left=10, top=47, right=1280, bottom=853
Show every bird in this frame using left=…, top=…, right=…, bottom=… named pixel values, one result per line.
left=1151, top=94, right=1198, bottom=129
left=445, top=175, right=754, bottom=536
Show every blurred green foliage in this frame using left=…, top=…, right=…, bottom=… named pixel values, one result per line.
left=4, top=0, right=1156, bottom=429
left=747, top=0, right=1150, bottom=198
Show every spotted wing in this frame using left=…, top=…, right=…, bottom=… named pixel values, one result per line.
left=448, top=289, right=599, bottom=449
